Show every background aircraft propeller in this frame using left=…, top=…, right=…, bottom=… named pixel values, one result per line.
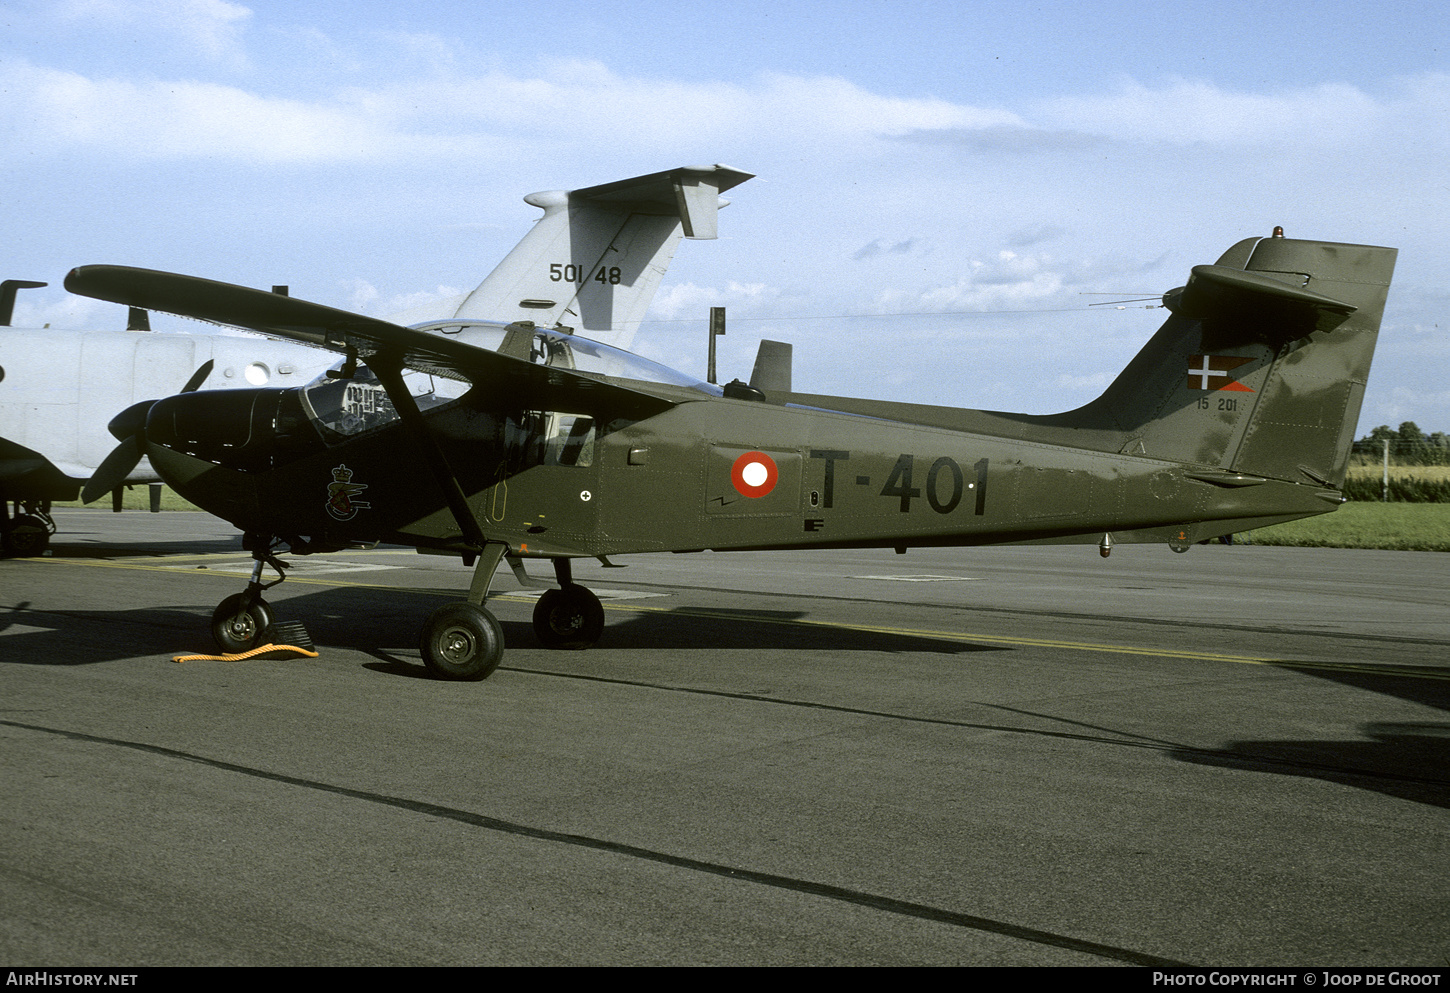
left=81, top=360, right=214, bottom=504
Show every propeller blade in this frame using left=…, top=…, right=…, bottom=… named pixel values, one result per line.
left=107, top=361, right=215, bottom=441
left=180, top=359, right=215, bottom=394
left=88, top=360, right=216, bottom=504
left=106, top=399, right=157, bottom=442
left=81, top=435, right=144, bottom=504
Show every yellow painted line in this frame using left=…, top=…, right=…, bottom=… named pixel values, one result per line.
left=17, top=557, right=1448, bottom=680
left=606, top=597, right=1448, bottom=678
left=596, top=603, right=1450, bottom=680
left=19, top=555, right=432, bottom=592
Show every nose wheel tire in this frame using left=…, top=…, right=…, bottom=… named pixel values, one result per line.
left=532, top=584, right=604, bottom=649
left=211, top=593, right=274, bottom=653
left=421, top=602, right=504, bottom=681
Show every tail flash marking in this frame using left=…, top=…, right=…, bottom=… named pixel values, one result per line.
left=1187, top=355, right=1257, bottom=392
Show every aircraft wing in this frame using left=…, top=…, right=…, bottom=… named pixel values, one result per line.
left=0, top=439, right=54, bottom=482
left=63, top=265, right=680, bottom=419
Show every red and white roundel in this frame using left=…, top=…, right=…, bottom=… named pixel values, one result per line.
left=731, top=451, right=778, bottom=498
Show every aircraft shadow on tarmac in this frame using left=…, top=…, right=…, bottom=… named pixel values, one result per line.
left=1171, top=665, right=1450, bottom=810
left=316, top=591, right=1011, bottom=677
left=37, top=534, right=245, bottom=559
left=2, top=584, right=1008, bottom=670
left=535, top=605, right=1004, bottom=654
left=15, top=586, right=1447, bottom=811
left=2, top=599, right=224, bottom=665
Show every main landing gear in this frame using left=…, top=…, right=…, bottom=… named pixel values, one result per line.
left=531, top=558, right=604, bottom=650
left=417, top=547, right=604, bottom=680
left=206, top=538, right=605, bottom=681
left=415, top=543, right=509, bottom=681
left=420, top=601, right=504, bottom=681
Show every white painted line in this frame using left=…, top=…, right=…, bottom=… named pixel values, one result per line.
left=850, top=574, right=981, bottom=582
left=164, top=558, right=401, bottom=576
left=504, top=588, right=668, bottom=601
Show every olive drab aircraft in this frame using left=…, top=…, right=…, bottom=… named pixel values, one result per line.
left=1, top=164, right=749, bottom=557
left=64, top=214, right=1397, bottom=682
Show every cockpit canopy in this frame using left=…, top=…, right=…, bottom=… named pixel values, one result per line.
left=298, top=322, right=716, bottom=442
left=412, top=321, right=715, bottom=391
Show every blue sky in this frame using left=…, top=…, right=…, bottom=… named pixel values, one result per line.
left=4, top=0, right=1447, bottom=432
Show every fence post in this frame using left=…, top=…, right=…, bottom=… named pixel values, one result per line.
left=1383, top=439, right=1390, bottom=502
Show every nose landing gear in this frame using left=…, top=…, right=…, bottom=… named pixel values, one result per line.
left=211, top=592, right=275, bottom=654
left=209, top=537, right=291, bottom=653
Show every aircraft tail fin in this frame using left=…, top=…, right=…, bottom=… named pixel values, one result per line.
left=0, top=280, right=47, bottom=326
left=449, top=164, right=753, bottom=347
left=750, top=339, right=793, bottom=393
left=1044, top=233, right=1397, bottom=488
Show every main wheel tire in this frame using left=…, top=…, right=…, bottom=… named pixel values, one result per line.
left=1, top=515, right=50, bottom=558
left=421, top=602, right=504, bottom=681
left=532, top=584, right=604, bottom=650
left=211, top=593, right=274, bottom=653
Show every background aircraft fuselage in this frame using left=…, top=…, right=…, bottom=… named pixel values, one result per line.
left=0, top=327, right=336, bottom=501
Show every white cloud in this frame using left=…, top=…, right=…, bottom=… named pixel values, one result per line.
left=853, top=238, right=921, bottom=261
left=10, top=292, right=118, bottom=332
left=342, top=278, right=379, bottom=313
left=344, top=282, right=467, bottom=323
left=1036, top=76, right=1386, bottom=147
left=1055, top=371, right=1111, bottom=393
left=0, top=51, right=1029, bottom=166
left=870, top=250, right=1072, bottom=314
left=893, top=74, right=1450, bottom=155
left=3, top=16, right=1447, bottom=430
left=58, top=0, right=254, bottom=69
left=647, top=280, right=787, bottom=322
left=1367, top=385, right=1450, bottom=427
left=9, top=46, right=1443, bottom=192
left=1, top=60, right=404, bottom=163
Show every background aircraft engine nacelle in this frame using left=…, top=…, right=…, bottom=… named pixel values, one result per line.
left=146, top=388, right=305, bottom=474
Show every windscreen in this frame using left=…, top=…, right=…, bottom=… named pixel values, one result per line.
left=299, top=365, right=466, bottom=441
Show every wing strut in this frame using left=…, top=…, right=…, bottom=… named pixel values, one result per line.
left=368, top=358, right=506, bottom=599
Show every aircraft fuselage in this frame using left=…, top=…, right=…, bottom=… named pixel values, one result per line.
left=146, top=383, right=1337, bottom=560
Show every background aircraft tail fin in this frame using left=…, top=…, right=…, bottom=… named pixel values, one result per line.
left=1045, top=234, right=1397, bottom=487
left=447, top=164, right=753, bottom=347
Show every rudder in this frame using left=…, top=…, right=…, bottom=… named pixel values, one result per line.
left=1221, top=237, right=1396, bottom=487
left=1043, top=232, right=1396, bottom=488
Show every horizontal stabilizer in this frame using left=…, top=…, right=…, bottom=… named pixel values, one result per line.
left=1163, top=264, right=1358, bottom=342
left=570, top=164, right=753, bottom=238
